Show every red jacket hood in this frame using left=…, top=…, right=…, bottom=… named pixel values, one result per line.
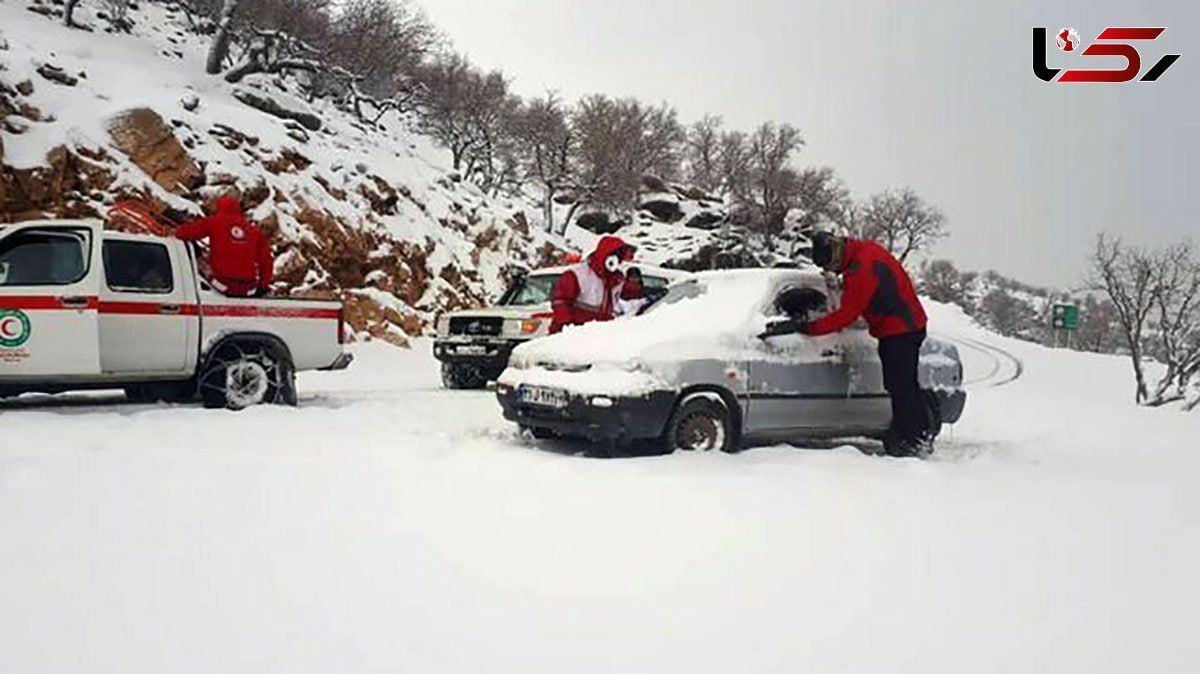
left=214, top=197, right=244, bottom=219
left=588, top=235, right=630, bottom=277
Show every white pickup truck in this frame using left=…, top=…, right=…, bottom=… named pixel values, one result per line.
left=0, top=220, right=352, bottom=409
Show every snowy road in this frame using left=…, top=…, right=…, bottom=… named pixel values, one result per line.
left=2, top=307, right=1199, bottom=673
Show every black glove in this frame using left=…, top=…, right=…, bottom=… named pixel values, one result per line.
left=251, top=287, right=269, bottom=298
left=758, top=319, right=811, bottom=340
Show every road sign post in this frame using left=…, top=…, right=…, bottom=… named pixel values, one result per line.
left=1050, top=303, right=1080, bottom=348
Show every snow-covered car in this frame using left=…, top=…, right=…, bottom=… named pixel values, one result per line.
left=433, top=264, right=690, bottom=389
left=496, top=268, right=967, bottom=453
left=0, top=220, right=351, bottom=409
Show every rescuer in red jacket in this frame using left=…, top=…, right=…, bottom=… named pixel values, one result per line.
left=760, top=232, right=931, bottom=456
left=549, top=235, right=636, bottom=334
left=174, top=197, right=274, bottom=297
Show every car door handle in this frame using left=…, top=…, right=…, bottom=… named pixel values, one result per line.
left=159, top=304, right=182, bottom=315
left=60, top=296, right=91, bottom=309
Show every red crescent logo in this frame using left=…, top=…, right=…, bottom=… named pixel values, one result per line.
left=0, top=317, right=18, bottom=339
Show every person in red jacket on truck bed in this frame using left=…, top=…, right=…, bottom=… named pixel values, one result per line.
left=549, top=235, right=636, bottom=334
left=174, top=197, right=274, bottom=297
left=760, top=232, right=931, bottom=457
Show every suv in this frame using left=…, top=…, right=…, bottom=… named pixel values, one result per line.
left=434, top=264, right=688, bottom=389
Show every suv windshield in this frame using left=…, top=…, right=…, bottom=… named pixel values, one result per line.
left=502, top=273, right=560, bottom=306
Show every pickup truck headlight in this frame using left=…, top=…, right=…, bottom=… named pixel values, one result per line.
left=520, top=318, right=543, bottom=335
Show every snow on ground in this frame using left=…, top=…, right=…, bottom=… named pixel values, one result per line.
left=2, top=304, right=1199, bottom=673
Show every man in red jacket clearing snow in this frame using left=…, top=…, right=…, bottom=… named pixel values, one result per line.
left=174, top=197, right=274, bottom=297
left=760, top=232, right=931, bottom=457
left=549, top=235, right=636, bottom=334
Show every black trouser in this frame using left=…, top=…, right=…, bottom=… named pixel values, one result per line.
left=877, top=328, right=927, bottom=442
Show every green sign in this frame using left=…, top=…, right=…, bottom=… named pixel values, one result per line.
left=1051, top=303, right=1080, bottom=331
left=0, top=308, right=32, bottom=348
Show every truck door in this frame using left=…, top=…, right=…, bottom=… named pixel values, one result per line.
left=0, top=225, right=101, bottom=378
left=98, top=237, right=196, bottom=375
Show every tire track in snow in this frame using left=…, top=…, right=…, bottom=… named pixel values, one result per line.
left=939, top=335, right=1025, bottom=389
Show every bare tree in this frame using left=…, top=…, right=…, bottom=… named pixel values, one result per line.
left=206, top=0, right=241, bottom=75
left=717, top=130, right=752, bottom=202
left=684, top=115, right=723, bottom=195
left=980, top=287, right=1037, bottom=338
left=738, top=122, right=805, bottom=247
left=1089, top=235, right=1168, bottom=404
left=857, top=187, right=947, bottom=263
left=1145, top=241, right=1200, bottom=406
left=922, top=259, right=965, bottom=305
left=1075, top=294, right=1121, bottom=354
left=325, top=0, right=439, bottom=97
left=512, top=93, right=574, bottom=232
left=568, top=95, right=685, bottom=214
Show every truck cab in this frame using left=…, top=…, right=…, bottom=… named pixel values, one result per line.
left=0, top=220, right=350, bottom=408
left=433, top=264, right=689, bottom=389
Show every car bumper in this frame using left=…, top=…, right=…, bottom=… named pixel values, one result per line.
left=936, top=389, right=967, bottom=424
left=496, top=383, right=677, bottom=441
left=434, top=338, right=522, bottom=371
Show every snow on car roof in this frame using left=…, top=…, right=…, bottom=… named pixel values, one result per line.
left=514, top=267, right=828, bottom=368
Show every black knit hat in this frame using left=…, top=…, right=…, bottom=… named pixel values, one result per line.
left=810, top=232, right=838, bottom=270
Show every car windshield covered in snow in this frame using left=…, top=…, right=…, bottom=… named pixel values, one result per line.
left=644, top=278, right=708, bottom=312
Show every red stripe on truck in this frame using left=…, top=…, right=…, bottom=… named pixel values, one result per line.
left=203, top=305, right=340, bottom=319
left=1, top=296, right=336, bottom=319
left=0, top=296, right=100, bottom=310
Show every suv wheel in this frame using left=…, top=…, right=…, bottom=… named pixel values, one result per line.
left=200, top=340, right=296, bottom=410
left=441, top=361, right=488, bottom=390
left=663, top=393, right=735, bottom=453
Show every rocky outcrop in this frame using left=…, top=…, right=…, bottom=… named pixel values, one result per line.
left=107, top=108, right=202, bottom=194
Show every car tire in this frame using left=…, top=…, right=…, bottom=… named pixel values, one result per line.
left=199, top=339, right=296, bottom=410
left=441, top=361, right=488, bottom=390
left=662, top=393, right=735, bottom=453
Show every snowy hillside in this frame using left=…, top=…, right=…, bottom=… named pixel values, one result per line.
left=2, top=299, right=1198, bottom=673
left=0, top=0, right=566, bottom=344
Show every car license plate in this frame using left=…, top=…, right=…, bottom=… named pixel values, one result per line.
left=518, top=385, right=568, bottom=409
left=454, top=344, right=489, bottom=356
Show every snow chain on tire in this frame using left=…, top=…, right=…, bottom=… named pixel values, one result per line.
left=199, top=339, right=297, bottom=410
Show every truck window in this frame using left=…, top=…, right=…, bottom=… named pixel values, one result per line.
left=0, top=229, right=90, bottom=286
left=504, top=274, right=559, bottom=306
left=103, top=240, right=174, bottom=293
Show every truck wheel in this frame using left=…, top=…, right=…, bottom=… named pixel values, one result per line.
left=662, top=393, right=735, bottom=453
left=441, top=362, right=488, bottom=390
left=199, top=340, right=296, bottom=410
